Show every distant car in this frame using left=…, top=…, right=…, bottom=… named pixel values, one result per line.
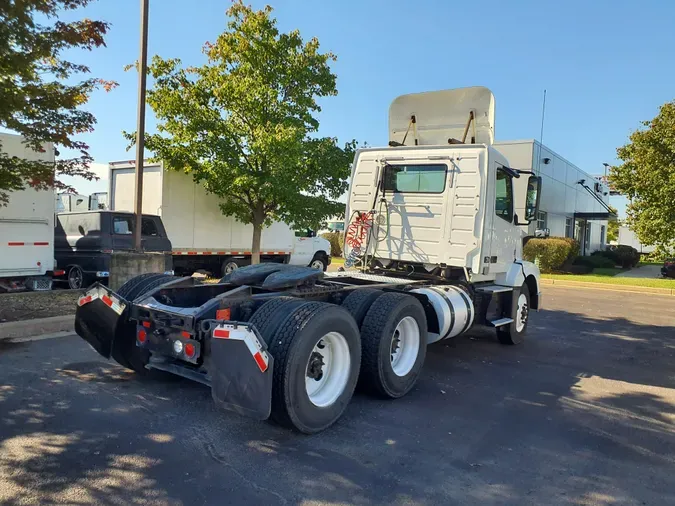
left=662, top=258, right=675, bottom=279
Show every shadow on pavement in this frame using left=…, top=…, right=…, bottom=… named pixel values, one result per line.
left=0, top=290, right=673, bottom=505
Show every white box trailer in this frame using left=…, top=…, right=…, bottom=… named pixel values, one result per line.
left=108, top=161, right=331, bottom=276
left=0, top=133, right=59, bottom=291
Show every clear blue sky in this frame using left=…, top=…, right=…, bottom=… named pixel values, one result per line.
left=61, top=0, right=674, bottom=217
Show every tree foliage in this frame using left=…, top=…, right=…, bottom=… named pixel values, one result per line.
left=610, top=101, right=675, bottom=251
left=136, top=2, right=355, bottom=262
left=607, top=205, right=619, bottom=243
left=0, top=0, right=114, bottom=205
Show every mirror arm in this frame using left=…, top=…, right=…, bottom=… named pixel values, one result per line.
left=514, top=213, right=531, bottom=226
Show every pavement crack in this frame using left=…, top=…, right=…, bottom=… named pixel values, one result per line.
left=204, top=442, right=288, bottom=504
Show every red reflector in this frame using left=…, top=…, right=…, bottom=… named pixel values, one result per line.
left=215, top=308, right=231, bottom=320
left=78, top=295, right=92, bottom=306
left=101, top=295, right=113, bottom=307
left=138, top=329, right=147, bottom=343
left=184, top=342, right=196, bottom=358
left=53, top=270, right=65, bottom=276
left=181, top=330, right=191, bottom=339
left=142, top=321, right=151, bottom=328
left=253, top=352, right=268, bottom=372
left=213, top=329, right=230, bottom=339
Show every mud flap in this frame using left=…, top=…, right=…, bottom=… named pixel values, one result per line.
left=209, top=323, right=274, bottom=421
left=75, top=284, right=128, bottom=359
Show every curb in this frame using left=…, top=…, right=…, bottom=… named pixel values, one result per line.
left=541, top=278, right=675, bottom=296
left=0, top=314, right=75, bottom=341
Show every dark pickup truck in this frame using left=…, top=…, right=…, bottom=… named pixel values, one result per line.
left=55, top=211, right=173, bottom=289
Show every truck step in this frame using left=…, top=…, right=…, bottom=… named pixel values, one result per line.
left=475, top=285, right=513, bottom=294
left=489, top=317, right=514, bottom=327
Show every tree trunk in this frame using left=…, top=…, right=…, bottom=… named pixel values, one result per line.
left=251, top=220, right=262, bottom=265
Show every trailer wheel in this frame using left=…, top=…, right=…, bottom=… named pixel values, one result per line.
left=248, top=297, right=306, bottom=344
left=267, top=302, right=360, bottom=434
left=221, top=259, right=240, bottom=277
left=341, top=288, right=383, bottom=326
left=359, top=293, right=427, bottom=399
left=497, top=283, right=530, bottom=345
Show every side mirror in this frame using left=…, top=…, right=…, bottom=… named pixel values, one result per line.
left=525, top=175, right=542, bottom=222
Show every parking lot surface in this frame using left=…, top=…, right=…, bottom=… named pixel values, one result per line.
left=1, top=286, right=673, bottom=505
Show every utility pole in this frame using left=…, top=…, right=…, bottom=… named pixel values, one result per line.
left=133, top=0, right=150, bottom=251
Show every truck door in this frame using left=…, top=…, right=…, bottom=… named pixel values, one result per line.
left=488, top=163, right=517, bottom=274
left=289, top=230, right=315, bottom=266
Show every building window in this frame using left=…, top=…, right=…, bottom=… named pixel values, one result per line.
left=565, top=217, right=573, bottom=238
left=536, top=211, right=547, bottom=230
left=495, top=168, right=514, bottom=223
left=600, top=225, right=606, bottom=246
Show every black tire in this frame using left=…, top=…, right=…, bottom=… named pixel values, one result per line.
left=359, top=293, right=427, bottom=399
left=221, top=259, right=240, bottom=278
left=497, top=283, right=530, bottom=345
left=248, top=297, right=306, bottom=345
left=68, top=265, right=88, bottom=290
left=341, top=288, right=383, bottom=327
left=117, top=273, right=163, bottom=300
left=309, top=253, right=328, bottom=272
left=267, top=302, right=361, bottom=434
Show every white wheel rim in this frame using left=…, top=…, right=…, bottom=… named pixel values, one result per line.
left=311, top=259, right=324, bottom=270
left=225, top=262, right=238, bottom=274
left=390, top=316, right=420, bottom=377
left=516, top=293, right=528, bottom=332
left=305, top=332, right=351, bottom=407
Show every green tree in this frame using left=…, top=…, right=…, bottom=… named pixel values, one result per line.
left=610, top=100, right=675, bottom=251
left=136, top=2, right=355, bottom=264
left=607, top=205, right=619, bottom=243
left=0, top=0, right=114, bottom=205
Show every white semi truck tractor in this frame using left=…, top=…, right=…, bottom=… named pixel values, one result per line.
left=74, top=87, right=542, bottom=433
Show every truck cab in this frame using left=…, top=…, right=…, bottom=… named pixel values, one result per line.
left=345, top=87, right=542, bottom=290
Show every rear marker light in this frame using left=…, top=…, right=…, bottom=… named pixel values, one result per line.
left=216, top=308, right=231, bottom=321
left=173, top=340, right=184, bottom=354
left=142, top=321, right=151, bottom=328
left=138, top=329, right=147, bottom=343
left=181, top=330, right=191, bottom=339
left=184, top=343, right=196, bottom=358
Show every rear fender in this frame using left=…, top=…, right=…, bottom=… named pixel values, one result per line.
left=202, top=320, right=274, bottom=420
left=75, top=283, right=129, bottom=358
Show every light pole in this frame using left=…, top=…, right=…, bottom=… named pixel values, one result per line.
left=602, top=162, right=610, bottom=180
left=133, top=0, right=150, bottom=251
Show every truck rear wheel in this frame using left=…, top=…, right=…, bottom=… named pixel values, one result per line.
left=267, top=302, right=361, bottom=434
left=341, top=288, right=383, bottom=326
left=248, top=297, right=306, bottom=344
left=359, top=293, right=427, bottom=399
left=497, top=283, right=530, bottom=345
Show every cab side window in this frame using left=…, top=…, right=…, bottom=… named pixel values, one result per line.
left=495, top=167, right=513, bottom=223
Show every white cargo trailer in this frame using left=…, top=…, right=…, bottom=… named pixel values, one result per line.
left=108, top=161, right=332, bottom=276
left=0, top=133, right=61, bottom=292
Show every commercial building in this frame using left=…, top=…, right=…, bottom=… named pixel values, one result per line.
left=495, top=140, right=611, bottom=255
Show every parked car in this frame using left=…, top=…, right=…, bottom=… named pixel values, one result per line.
left=662, top=258, right=675, bottom=279
left=54, top=211, right=172, bottom=289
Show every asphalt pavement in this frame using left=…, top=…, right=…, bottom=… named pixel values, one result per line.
left=0, top=286, right=674, bottom=506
